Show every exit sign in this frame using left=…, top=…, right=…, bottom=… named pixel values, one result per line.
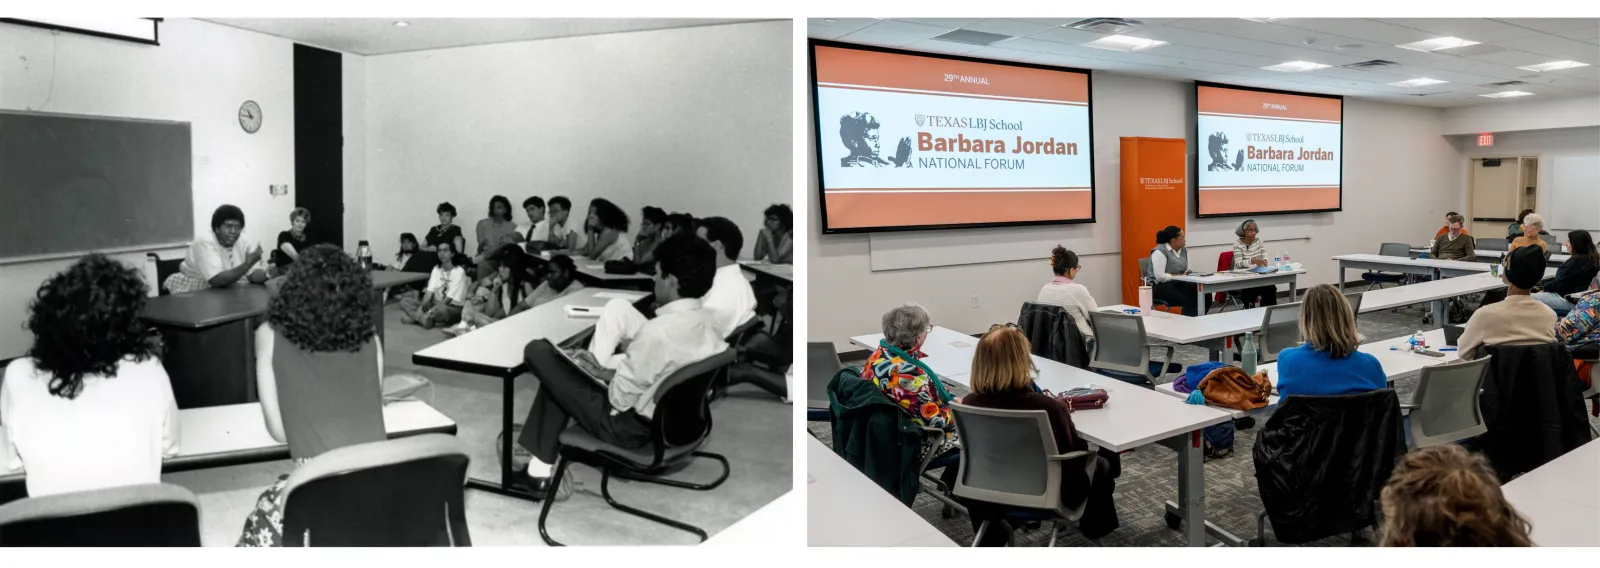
left=1478, top=133, right=1494, bottom=146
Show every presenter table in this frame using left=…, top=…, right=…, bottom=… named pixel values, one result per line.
left=1501, top=437, right=1600, bottom=546
left=411, top=287, right=652, bottom=500
left=0, top=400, right=456, bottom=491
left=1171, top=269, right=1305, bottom=317
left=849, top=327, right=1236, bottom=546
left=807, top=437, right=958, bottom=547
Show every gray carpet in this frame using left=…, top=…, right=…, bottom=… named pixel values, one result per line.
left=808, top=283, right=1600, bottom=547
left=170, top=301, right=792, bottom=546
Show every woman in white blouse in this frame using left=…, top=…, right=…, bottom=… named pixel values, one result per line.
left=1036, top=245, right=1098, bottom=347
left=1231, top=219, right=1278, bottom=308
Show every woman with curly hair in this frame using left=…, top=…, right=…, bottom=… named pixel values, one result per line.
left=1380, top=444, right=1532, bottom=547
left=1, top=254, right=180, bottom=497
left=581, top=198, right=633, bottom=262
left=237, top=244, right=387, bottom=547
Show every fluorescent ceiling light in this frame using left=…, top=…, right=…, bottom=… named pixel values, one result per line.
left=1397, top=36, right=1479, bottom=52
left=1240, top=18, right=1287, bottom=23
left=1262, top=61, right=1331, bottom=72
left=1388, top=78, right=1447, bottom=87
left=1517, top=60, right=1590, bottom=72
left=393, top=21, right=410, bottom=27
left=1081, top=35, right=1167, bottom=52
left=1480, top=91, right=1533, bottom=98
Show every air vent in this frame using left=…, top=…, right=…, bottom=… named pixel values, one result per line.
left=1063, top=18, right=1145, bottom=34
left=1482, top=80, right=1527, bottom=87
left=1342, top=60, right=1399, bottom=69
left=933, top=29, right=1015, bottom=46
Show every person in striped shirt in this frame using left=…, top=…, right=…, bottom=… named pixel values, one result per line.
left=1231, top=219, right=1277, bottom=308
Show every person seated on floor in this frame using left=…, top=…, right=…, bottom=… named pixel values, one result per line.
left=2, top=254, right=179, bottom=497
left=627, top=206, right=667, bottom=274
left=1379, top=444, right=1532, bottom=547
left=399, top=241, right=469, bottom=329
left=1458, top=246, right=1558, bottom=361
left=165, top=204, right=270, bottom=294
left=507, top=254, right=587, bottom=316
left=862, top=303, right=957, bottom=453
left=238, top=245, right=387, bottom=547
left=443, top=261, right=534, bottom=337
left=696, top=216, right=758, bottom=337
left=1231, top=219, right=1278, bottom=307
left=511, top=233, right=727, bottom=497
left=1555, top=275, right=1600, bottom=354
left=526, top=196, right=582, bottom=253
left=943, top=323, right=1121, bottom=546
left=1275, top=284, right=1387, bottom=396
left=1036, top=245, right=1097, bottom=351
left=752, top=204, right=794, bottom=265
left=1434, top=211, right=1469, bottom=239
left=1508, top=213, right=1550, bottom=254
left=1532, top=230, right=1600, bottom=318
left=1429, top=214, right=1475, bottom=262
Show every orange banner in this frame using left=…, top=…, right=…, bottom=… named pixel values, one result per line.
left=1197, top=85, right=1342, bottom=123
left=1120, top=137, right=1188, bottom=305
left=814, top=45, right=1089, bottom=104
left=823, top=191, right=1091, bottom=229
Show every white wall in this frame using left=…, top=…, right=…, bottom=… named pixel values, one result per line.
left=1441, top=95, right=1600, bottom=135
left=0, top=19, right=302, bottom=359
left=361, top=21, right=793, bottom=262
left=1449, top=126, right=1600, bottom=234
left=808, top=73, right=1462, bottom=349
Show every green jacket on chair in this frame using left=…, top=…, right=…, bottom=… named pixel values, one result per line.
left=827, top=367, right=926, bottom=506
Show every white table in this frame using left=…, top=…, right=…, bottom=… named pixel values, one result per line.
left=849, top=327, right=1236, bottom=546
left=1502, top=437, right=1600, bottom=546
left=533, top=250, right=654, bottom=287
left=738, top=260, right=793, bottom=283
left=411, top=286, right=651, bottom=499
left=0, top=400, right=456, bottom=485
left=1100, top=304, right=1269, bottom=361
left=707, top=491, right=797, bottom=545
left=1411, top=247, right=1571, bottom=265
left=1172, top=269, right=1306, bottom=317
left=807, top=437, right=959, bottom=547
left=1335, top=254, right=1493, bottom=291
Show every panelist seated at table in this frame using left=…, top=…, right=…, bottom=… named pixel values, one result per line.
left=753, top=203, right=794, bottom=265
left=164, top=204, right=270, bottom=294
left=696, top=216, right=758, bottom=337
left=1, top=254, right=181, bottom=497
left=1429, top=214, right=1475, bottom=262
left=1231, top=219, right=1278, bottom=308
left=269, top=207, right=313, bottom=278
left=1458, top=246, right=1558, bottom=361
left=512, top=234, right=728, bottom=498
left=1433, top=211, right=1470, bottom=239
left=1378, top=445, right=1532, bottom=547
left=1275, top=285, right=1387, bottom=397
left=1150, top=225, right=1207, bottom=317
left=399, top=241, right=470, bottom=330
left=239, top=245, right=388, bottom=547
left=1532, top=231, right=1600, bottom=318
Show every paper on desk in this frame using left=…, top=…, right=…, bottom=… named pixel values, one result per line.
left=584, top=263, right=606, bottom=270
left=563, top=305, right=603, bottom=318
left=594, top=291, right=647, bottom=301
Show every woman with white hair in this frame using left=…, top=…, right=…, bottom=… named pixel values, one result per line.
left=859, top=303, right=956, bottom=449
left=1508, top=213, right=1549, bottom=254
left=1230, top=219, right=1277, bottom=308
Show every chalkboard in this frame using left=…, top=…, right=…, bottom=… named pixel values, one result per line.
left=0, top=110, right=193, bottom=261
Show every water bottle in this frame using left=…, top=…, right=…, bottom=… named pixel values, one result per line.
left=1283, top=250, right=1291, bottom=269
left=1272, top=253, right=1281, bottom=270
left=1410, top=330, right=1425, bottom=352
left=357, top=240, right=373, bottom=270
left=1241, top=333, right=1259, bottom=376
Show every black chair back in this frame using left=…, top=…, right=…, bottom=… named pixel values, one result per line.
left=153, top=255, right=184, bottom=296
left=281, top=434, right=471, bottom=547
left=653, top=349, right=738, bottom=451
left=1479, top=342, right=1594, bottom=480
left=1253, top=388, right=1404, bottom=544
left=0, top=483, right=201, bottom=546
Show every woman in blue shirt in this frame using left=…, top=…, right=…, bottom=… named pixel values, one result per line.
left=1276, top=284, right=1387, bottom=396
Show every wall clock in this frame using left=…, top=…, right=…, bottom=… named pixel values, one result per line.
left=238, top=100, right=262, bottom=134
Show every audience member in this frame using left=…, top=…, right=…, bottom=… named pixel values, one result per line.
left=1458, top=246, right=1558, bottom=360
left=1035, top=245, right=1097, bottom=348
left=521, top=196, right=546, bottom=243
left=753, top=204, right=793, bottom=264
left=424, top=202, right=467, bottom=258
left=1434, top=211, right=1469, bottom=239
left=1379, top=444, right=1532, bottom=547
left=1507, top=208, right=1536, bottom=239
left=1430, top=214, right=1475, bottom=262
left=1532, top=230, right=1599, bottom=317
left=1275, top=285, right=1387, bottom=396
left=861, top=303, right=956, bottom=452
left=1508, top=213, right=1549, bottom=254
left=696, top=216, right=757, bottom=336
left=527, top=196, right=582, bottom=252
left=509, top=254, right=587, bottom=316
left=399, top=241, right=468, bottom=329
left=475, top=195, right=521, bottom=272
left=630, top=206, right=667, bottom=273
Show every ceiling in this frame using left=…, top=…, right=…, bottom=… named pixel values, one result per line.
left=203, top=18, right=763, bottom=56
left=808, top=18, right=1600, bottom=108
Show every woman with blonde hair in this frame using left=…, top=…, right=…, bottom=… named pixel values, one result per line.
left=1380, top=444, right=1532, bottom=547
left=1274, top=284, right=1387, bottom=396
left=942, top=324, right=1120, bottom=544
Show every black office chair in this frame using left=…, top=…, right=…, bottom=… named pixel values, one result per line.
left=1362, top=243, right=1412, bottom=290
left=280, top=434, right=472, bottom=546
left=537, top=348, right=736, bottom=546
left=712, top=318, right=766, bottom=399
left=150, top=254, right=184, bottom=296
left=0, top=483, right=202, bottom=546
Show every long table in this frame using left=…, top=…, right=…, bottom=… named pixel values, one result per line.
left=0, top=400, right=456, bottom=487
left=807, top=437, right=959, bottom=547
left=849, top=327, right=1236, bottom=546
left=1410, top=247, right=1571, bottom=265
left=1171, top=268, right=1306, bottom=316
left=738, top=260, right=793, bottom=284
left=1502, top=437, right=1600, bottom=546
left=411, top=286, right=651, bottom=500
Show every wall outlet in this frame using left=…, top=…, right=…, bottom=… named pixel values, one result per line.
left=269, top=184, right=289, bottom=196
left=971, top=295, right=980, bottom=308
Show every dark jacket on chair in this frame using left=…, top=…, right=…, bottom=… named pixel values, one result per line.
left=1479, top=343, right=1594, bottom=481
left=1253, top=389, right=1404, bottom=544
left=828, top=368, right=925, bottom=506
left=1017, top=302, right=1090, bottom=370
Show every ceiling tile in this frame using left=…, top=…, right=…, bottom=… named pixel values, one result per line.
left=1382, top=18, right=1522, bottom=35
left=807, top=19, right=880, bottom=33
left=1025, top=27, right=1115, bottom=45
left=993, top=38, right=1089, bottom=56
left=1466, top=49, right=1560, bottom=67
left=862, top=20, right=952, bottom=37
left=961, top=46, right=1051, bottom=65
left=1496, top=34, right=1600, bottom=60
left=1557, top=26, right=1600, bottom=43
left=897, top=39, right=986, bottom=56
left=807, top=25, right=855, bottom=40
left=837, top=30, right=925, bottom=48
left=1278, top=19, right=1442, bottom=45
left=1508, top=18, right=1600, bottom=34
left=1548, top=65, right=1600, bottom=81
left=960, top=19, right=1058, bottom=38
left=894, top=18, right=984, bottom=29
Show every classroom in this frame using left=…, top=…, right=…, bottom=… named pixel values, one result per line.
left=804, top=17, right=1600, bottom=548
left=0, top=17, right=794, bottom=546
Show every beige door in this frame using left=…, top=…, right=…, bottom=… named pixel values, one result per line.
left=1469, top=157, right=1522, bottom=237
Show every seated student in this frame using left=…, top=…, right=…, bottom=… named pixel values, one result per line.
left=1507, top=208, right=1536, bottom=239
left=398, top=241, right=469, bottom=329
left=1434, top=211, right=1469, bottom=239
left=1150, top=225, right=1206, bottom=316
left=944, top=324, right=1120, bottom=545
left=1458, top=246, right=1558, bottom=360
left=1508, top=214, right=1550, bottom=253
left=526, top=196, right=582, bottom=253
left=1036, top=245, right=1097, bottom=349
left=512, top=234, right=727, bottom=495
left=753, top=204, right=794, bottom=265
left=861, top=303, right=956, bottom=451
left=508, top=254, right=587, bottom=316
left=424, top=202, right=467, bottom=258
left=1276, top=285, right=1387, bottom=396
left=475, top=195, right=521, bottom=273
left=519, top=196, right=546, bottom=243
left=271, top=208, right=312, bottom=277
left=585, top=198, right=633, bottom=262
left=696, top=216, right=758, bottom=336
left=663, top=212, right=695, bottom=241
left=1379, top=444, right=1532, bottom=547
left=392, top=232, right=421, bottom=269
left=1430, top=213, right=1475, bottom=262
left=1, top=254, right=179, bottom=497
left=628, top=206, right=667, bottom=273
left=443, top=262, right=534, bottom=337
left=1533, top=230, right=1600, bottom=317
left=165, top=204, right=270, bottom=294
left=238, top=246, right=387, bottom=547
left=1231, top=219, right=1278, bottom=307
left=1555, top=277, right=1600, bottom=353
left=380, top=232, right=428, bottom=300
